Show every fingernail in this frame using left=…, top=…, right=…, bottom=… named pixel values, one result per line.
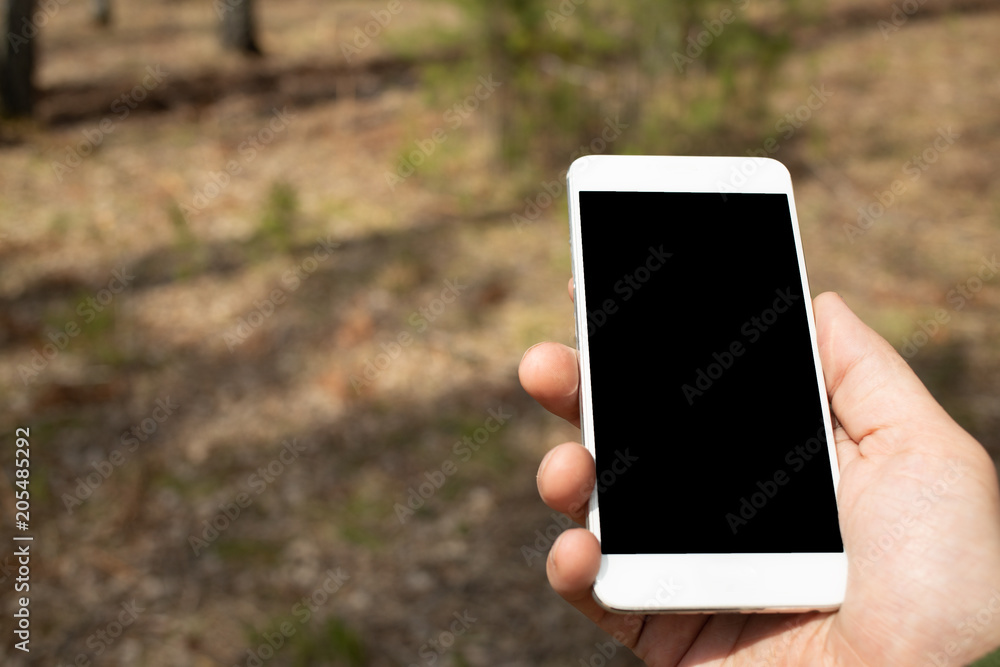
left=520, top=342, right=543, bottom=365
left=548, top=532, right=564, bottom=570
left=561, top=346, right=580, bottom=399
left=537, top=447, right=556, bottom=483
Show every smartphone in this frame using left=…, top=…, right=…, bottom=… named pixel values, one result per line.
left=566, top=155, right=846, bottom=613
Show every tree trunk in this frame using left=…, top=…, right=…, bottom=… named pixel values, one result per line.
left=219, top=0, right=261, bottom=55
left=0, top=0, right=36, bottom=117
left=92, top=0, right=111, bottom=27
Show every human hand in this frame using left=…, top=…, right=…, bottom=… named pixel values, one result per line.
left=519, top=289, right=1000, bottom=665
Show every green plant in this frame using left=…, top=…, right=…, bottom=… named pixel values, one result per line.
left=288, top=617, right=367, bottom=667
left=440, top=0, right=800, bottom=174
left=255, top=181, right=298, bottom=254
left=973, top=647, right=1000, bottom=667
left=166, top=199, right=204, bottom=279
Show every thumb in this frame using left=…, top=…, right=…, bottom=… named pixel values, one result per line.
left=813, top=292, right=976, bottom=458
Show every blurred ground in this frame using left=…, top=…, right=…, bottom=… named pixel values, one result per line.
left=0, top=0, right=998, bottom=665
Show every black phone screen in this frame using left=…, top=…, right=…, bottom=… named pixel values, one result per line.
left=578, top=191, right=843, bottom=554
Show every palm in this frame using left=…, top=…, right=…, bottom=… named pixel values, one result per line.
left=520, top=292, right=1000, bottom=666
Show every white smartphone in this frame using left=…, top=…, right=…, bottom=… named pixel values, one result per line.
left=566, top=155, right=846, bottom=613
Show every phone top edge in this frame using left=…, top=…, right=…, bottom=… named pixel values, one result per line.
left=567, top=155, right=791, bottom=167
left=567, top=155, right=793, bottom=194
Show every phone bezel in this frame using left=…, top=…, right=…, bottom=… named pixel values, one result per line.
left=566, top=155, right=846, bottom=613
